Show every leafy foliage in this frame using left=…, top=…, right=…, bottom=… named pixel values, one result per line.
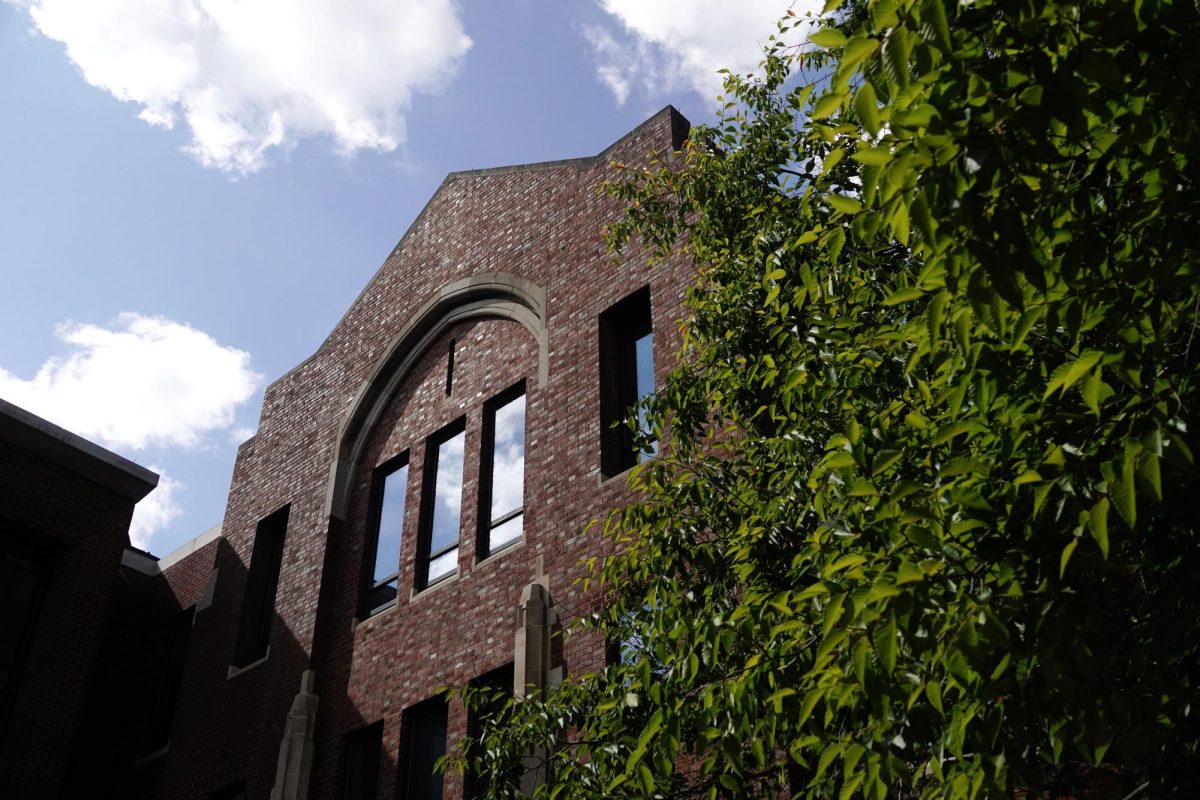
left=451, top=0, right=1200, bottom=797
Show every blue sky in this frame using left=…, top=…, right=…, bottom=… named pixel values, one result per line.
left=0, top=0, right=804, bottom=556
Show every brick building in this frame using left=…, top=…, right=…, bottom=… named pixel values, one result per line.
left=0, top=107, right=693, bottom=799
left=0, top=398, right=159, bottom=797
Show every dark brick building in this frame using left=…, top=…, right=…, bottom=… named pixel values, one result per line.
left=0, top=398, right=159, bottom=797
left=0, top=107, right=693, bottom=799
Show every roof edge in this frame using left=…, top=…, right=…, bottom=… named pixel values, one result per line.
left=258, top=105, right=690, bottom=398
left=442, top=104, right=689, bottom=181
left=0, top=397, right=158, bottom=503
left=157, top=521, right=223, bottom=571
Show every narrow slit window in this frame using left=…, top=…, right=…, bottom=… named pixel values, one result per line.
left=478, top=385, right=525, bottom=558
left=232, top=505, right=288, bottom=667
left=0, top=544, right=49, bottom=747
left=634, top=330, right=656, bottom=462
left=363, top=455, right=408, bottom=616
left=418, top=421, right=465, bottom=589
left=142, top=606, right=194, bottom=753
left=402, top=696, right=448, bottom=800
left=598, top=287, right=655, bottom=477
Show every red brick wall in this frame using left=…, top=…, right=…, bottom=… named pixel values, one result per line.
left=0, top=440, right=138, bottom=797
left=157, top=107, right=693, bottom=799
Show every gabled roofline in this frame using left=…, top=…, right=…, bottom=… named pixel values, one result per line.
left=258, top=105, right=689, bottom=399
left=0, top=397, right=158, bottom=502
left=445, top=104, right=689, bottom=181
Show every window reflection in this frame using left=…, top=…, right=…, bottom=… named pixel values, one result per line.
left=422, top=427, right=464, bottom=586
left=634, top=332, right=656, bottom=460
left=365, top=460, right=406, bottom=615
left=374, top=465, right=407, bottom=582
left=484, top=391, right=525, bottom=554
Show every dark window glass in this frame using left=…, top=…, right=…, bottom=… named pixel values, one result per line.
left=478, top=385, right=525, bottom=558
left=465, top=664, right=514, bottom=800
left=340, top=722, right=382, bottom=800
left=210, top=782, right=246, bottom=800
left=402, top=696, right=448, bottom=800
left=142, top=606, right=194, bottom=752
left=363, top=456, right=408, bottom=616
left=232, top=506, right=288, bottom=667
left=598, top=287, right=655, bottom=477
left=417, top=421, right=465, bottom=588
left=0, top=545, right=48, bottom=746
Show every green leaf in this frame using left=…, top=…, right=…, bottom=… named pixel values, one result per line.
left=873, top=614, right=897, bottom=673
left=933, top=420, right=974, bottom=446
left=851, top=146, right=892, bottom=165
left=1111, top=474, right=1136, bottom=530
left=1079, top=368, right=1102, bottom=415
left=839, top=772, right=866, bottom=800
left=797, top=689, right=823, bottom=727
left=623, top=709, right=663, bottom=775
left=825, top=226, right=847, bottom=262
left=827, top=194, right=863, bottom=215
left=894, top=103, right=936, bottom=128
left=812, top=91, right=846, bottom=119
left=809, top=27, right=849, bottom=48
left=1012, top=306, right=1044, bottom=350
left=883, top=286, right=923, bottom=305
left=843, top=35, right=881, bottom=69
left=1014, top=469, right=1042, bottom=486
left=1136, top=450, right=1162, bottom=503
left=768, top=687, right=797, bottom=712
left=872, top=449, right=903, bottom=474
left=927, top=290, right=949, bottom=343
left=816, top=743, right=843, bottom=779
left=926, top=680, right=944, bottom=714
left=1044, top=350, right=1104, bottom=398
left=821, top=146, right=846, bottom=176
left=1060, top=538, right=1079, bottom=578
left=823, top=451, right=857, bottom=469
left=918, top=0, right=952, bottom=48
left=1089, top=497, right=1110, bottom=558
left=871, top=0, right=900, bottom=30
left=640, top=765, right=655, bottom=794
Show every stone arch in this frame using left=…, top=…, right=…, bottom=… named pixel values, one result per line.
left=325, top=273, right=547, bottom=520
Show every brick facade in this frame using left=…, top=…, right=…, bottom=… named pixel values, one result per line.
left=0, top=106, right=693, bottom=800
left=0, top=399, right=158, bottom=797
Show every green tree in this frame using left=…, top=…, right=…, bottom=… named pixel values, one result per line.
left=453, top=1, right=1200, bottom=796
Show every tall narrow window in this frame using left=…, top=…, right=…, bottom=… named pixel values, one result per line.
left=417, top=420, right=465, bottom=589
left=363, top=455, right=408, bottom=616
left=232, top=506, right=288, bottom=668
left=0, top=543, right=49, bottom=748
left=598, top=287, right=655, bottom=477
left=402, top=696, right=448, bottom=800
left=340, top=722, right=383, bottom=800
left=478, top=385, right=525, bottom=558
left=142, top=606, right=194, bottom=753
left=465, top=663, right=515, bottom=800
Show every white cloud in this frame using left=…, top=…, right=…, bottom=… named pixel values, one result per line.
left=0, top=312, right=262, bottom=450
left=129, top=468, right=183, bottom=550
left=229, top=424, right=258, bottom=444
left=586, top=1, right=820, bottom=105
left=7, top=0, right=472, bottom=174
left=489, top=393, right=524, bottom=516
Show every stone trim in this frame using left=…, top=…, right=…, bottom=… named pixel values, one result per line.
left=325, top=274, right=548, bottom=521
